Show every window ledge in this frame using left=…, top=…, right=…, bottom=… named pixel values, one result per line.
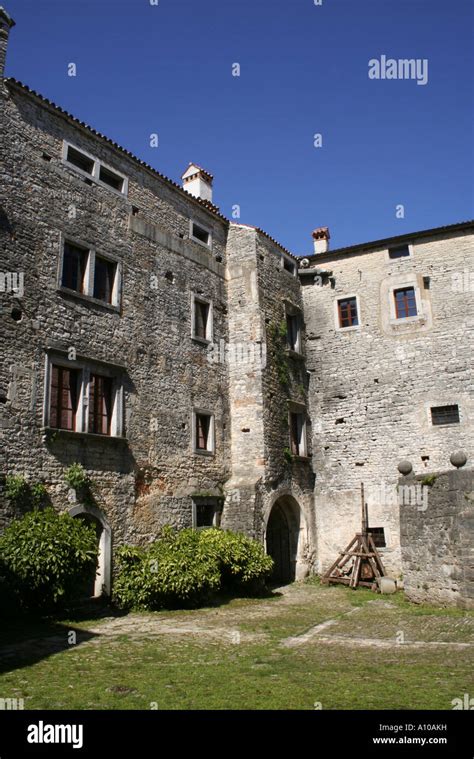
left=291, top=455, right=312, bottom=463
left=58, top=287, right=120, bottom=312
left=336, top=325, right=361, bottom=333
left=389, top=315, right=425, bottom=325
left=42, top=427, right=128, bottom=443
left=190, top=236, right=212, bottom=250
left=193, top=448, right=215, bottom=456
left=192, top=336, right=212, bottom=346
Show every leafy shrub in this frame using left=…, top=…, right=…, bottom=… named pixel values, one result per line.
left=0, top=508, right=98, bottom=611
left=199, top=528, right=274, bottom=593
left=5, top=475, right=29, bottom=508
left=113, top=527, right=221, bottom=611
left=64, top=463, right=89, bottom=491
left=30, top=483, right=49, bottom=509
left=113, top=527, right=273, bottom=611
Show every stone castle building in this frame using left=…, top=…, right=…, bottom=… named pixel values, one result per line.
left=1, top=9, right=472, bottom=604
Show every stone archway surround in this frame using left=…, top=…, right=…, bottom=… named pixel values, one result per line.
left=68, top=503, right=112, bottom=597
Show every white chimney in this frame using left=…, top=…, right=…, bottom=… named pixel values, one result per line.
left=181, top=163, right=213, bottom=203
left=312, top=226, right=330, bottom=255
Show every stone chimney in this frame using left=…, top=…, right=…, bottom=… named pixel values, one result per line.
left=181, top=163, right=213, bottom=203
left=312, top=226, right=330, bottom=255
left=0, top=7, right=15, bottom=79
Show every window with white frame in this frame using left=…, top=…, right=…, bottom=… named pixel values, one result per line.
left=60, top=239, right=121, bottom=307
left=44, top=355, right=124, bottom=437
left=190, top=220, right=212, bottom=248
left=337, top=296, right=359, bottom=328
left=192, top=294, right=213, bottom=342
left=393, top=286, right=418, bottom=319
left=193, top=410, right=214, bottom=454
left=289, top=409, right=307, bottom=457
left=63, top=142, right=128, bottom=196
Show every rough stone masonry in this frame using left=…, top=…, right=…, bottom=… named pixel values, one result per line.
left=0, top=8, right=472, bottom=604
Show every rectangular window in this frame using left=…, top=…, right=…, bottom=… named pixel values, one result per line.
left=283, top=257, right=296, bottom=275
left=369, top=527, right=386, bottom=548
left=61, top=242, right=88, bottom=294
left=389, top=245, right=410, bottom=259
left=196, top=503, right=216, bottom=529
left=394, top=287, right=417, bottom=319
left=338, top=297, right=359, bottom=328
left=99, top=165, right=125, bottom=192
left=88, top=374, right=113, bottom=435
left=191, top=222, right=211, bottom=246
left=49, top=365, right=79, bottom=431
left=286, top=313, right=301, bottom=352
left=289, top=411, right=307, bottom=457
left=65, top=145, right=94, bottom=175
left=194, top=300, right=210, bottom=341
left=431, top=404, right=460, bottom=426
left=195, top=412, right=213, bottom=452
left=93, top=257, right=117, bottom=304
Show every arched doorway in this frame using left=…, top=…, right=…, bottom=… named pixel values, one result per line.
left=266, top=503, right=293, bottom=583
left=68, top=504, right=111, bottom=597
left=266, top=495, right=304, bottom=584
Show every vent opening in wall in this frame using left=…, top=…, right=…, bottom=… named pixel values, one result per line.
left=11, top=308, right=22, bottom=321
left=431, top=405, right=460, bottom=426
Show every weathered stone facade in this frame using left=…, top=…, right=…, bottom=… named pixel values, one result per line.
left=0, top=10, right=472, bottom=602
left=400, top=470, right=474, bottom=609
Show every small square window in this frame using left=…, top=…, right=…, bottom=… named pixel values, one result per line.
left=66, top=145, right=94, bottom=175
left=286, top=313, right=301, bottom=352
left=338, top=297, right=359, bottom=328
left=93, top=257, right=117, bottom=304
left=394, top=287, right=417, bottom=319
left=191, top=222, right=211, bottom=246
left=370, top=527, right=386, bottom=548
left=289, top=411, right=307, bottom=457
left=389, top=245, right=410, bottom=260
left=283, top=257, right=296, bottom=275
left=195, top=412, right=213, bottom=452
left=193, top=299, right=211, bottom=341
left=61, top=242, right=89, bottom=294
left=431, top=405, right=460, bottom=426
left=99, top=165, right=125, bottom=192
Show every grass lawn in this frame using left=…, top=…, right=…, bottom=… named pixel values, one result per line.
left=0, top=580, right=472, bottom=710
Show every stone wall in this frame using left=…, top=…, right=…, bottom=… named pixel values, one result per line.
left=400, top=469, right=474, bottom=608
left=0, top=79, right=231, bottom=547
left=301, top=229, right=473, bottom=577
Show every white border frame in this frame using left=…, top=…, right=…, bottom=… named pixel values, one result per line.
left=386, top=242, right=414, bottom=263
left=62, top=141, right=129, bottom=197
left=192, top=408, right=215, bottom=455
left=389, top=281, right=423, bottom=323
left=191, top=292, right=213, bottom=344
left=334, top=293, right=361, bottom=332
left=189, top=219, right=213, bottom=249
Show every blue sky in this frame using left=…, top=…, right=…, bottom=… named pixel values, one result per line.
left=4, top=0, right=474, bottom=253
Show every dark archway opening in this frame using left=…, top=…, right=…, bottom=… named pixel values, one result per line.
left=266, top=503, right=295, bottom=584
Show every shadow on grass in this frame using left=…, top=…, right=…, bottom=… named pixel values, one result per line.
left=0, top=598, right=126, bottom=675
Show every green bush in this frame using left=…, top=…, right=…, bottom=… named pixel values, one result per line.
left=199, top=528, right=274, bottom=593
left=113, top=527, right=273, bottom=611
left=113, top=527, right=221, bottom=611
left=64, top=463, right=89, bottom=491
left=0, top=508, right=98, bottom=611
